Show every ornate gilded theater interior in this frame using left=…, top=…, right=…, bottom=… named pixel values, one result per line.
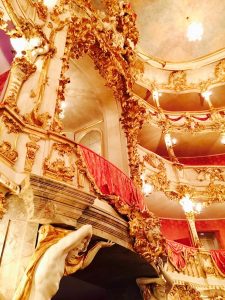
left=1, top=0, right=225, bottom=299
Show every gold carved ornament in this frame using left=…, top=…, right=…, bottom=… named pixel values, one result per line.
left=75, top=145, right=102, bottom=193
left=2, top=114, right=22, bottom=134
left=3, top=57, right=36, bottom=112
left=109, top=196, right=166, bottom=264
left=50, top=23, right=72, bottom=132
left=199, top=252, right=216, bottom=276
left=23, top=32, right=55, bottom=129
left=0, top=141, right=18, bottom=165
left=75, top=145, right=165, bottom=264
left=143, top=154, right=170, bottom=191
left=43, top=142, right=75, bottom=182
left=0, top=192, right=7, bottom=219
left=142, top=58, right=225, bottom=93
left=169, top=284, right=202, bottom=300
left=64, top=0, right=144, bottom=187
left=2, top=0, right=145, bottom=186
left=25, top=136, right=40, bottom=172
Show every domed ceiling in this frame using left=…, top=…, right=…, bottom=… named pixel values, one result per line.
left=132, top=0, right=225, bottom=63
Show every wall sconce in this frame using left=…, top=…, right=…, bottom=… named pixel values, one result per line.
left=152, top=90, right=162, bottom=106
left=164, top=133, right=177, bottom=147
left=10, top=37, right=28, bottom=57
left=221, top=133, right=225, bottom=145
left=142, top=183, right=154, bottom=196
left=201, top=90, right=212, bottom=102
left=43, top=0, right=58, bottom=9
left=180, top=194, right=203, bottom=214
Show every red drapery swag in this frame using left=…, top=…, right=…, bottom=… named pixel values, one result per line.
left=210, top=250, right=225, bottom=277
left=179, top=153, right=225, bottom=166
left=0, top=70, right=9, bottom=95
left=78, top=144, right=145, bottom=211
left=165, top=240, right=197, bottom=271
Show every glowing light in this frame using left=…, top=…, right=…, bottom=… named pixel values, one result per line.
left=10, top=37, right=28, bottom=57
left=195, top=203, right=203, bottom=213
left=187, top=22, right=203, bottom=42
left=201, top=90, right=212, bottom=101
left=61, top=101, right=67, bottom=109
left=140, top=173, right=145, bottom=181
left=142, top=183, right=154, bottom=196
left=152, top=90, right=162, bottom=105
left=43, top=0, right=58, bottom=9
left=164, top=133, right=173, bottom=147
left=172, top=138, right=177, bottom=145
left=180, top=195, right=193, bottom=213
left=59, top=111, right=65, bottom=119
left=221, top=133, right=225, bottom=145
left=29, top=37, right=41, bottom=48
left=180, top=195, right=203, bottom=214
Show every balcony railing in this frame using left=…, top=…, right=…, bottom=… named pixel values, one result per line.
left=138, top=145, right=225, bottom=206
left=165, top=240, right=225, bottom=294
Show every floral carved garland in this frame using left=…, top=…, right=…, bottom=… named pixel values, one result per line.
left=109, top=196, right=166, bottom=264
left=65, top=0, right=146, bottom=186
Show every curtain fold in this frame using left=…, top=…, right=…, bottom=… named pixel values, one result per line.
left=78, top=144, right=145, bottom=211
left=179, top=153, right=225, bottom=165
left=166, top=239, right=197, bottom=271
left=0, top=70, right=9, bottom=95
left=210, top=250, right=225, bottom=277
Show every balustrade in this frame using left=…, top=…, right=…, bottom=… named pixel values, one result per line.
left=138, top=145, right=225, bottom=207
left=164, top=243, right=225, bottom=295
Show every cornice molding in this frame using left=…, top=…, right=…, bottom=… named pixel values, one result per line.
left=137, top=47, right=225, bottom=71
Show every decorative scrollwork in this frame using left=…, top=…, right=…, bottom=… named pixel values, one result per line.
left=169, top=284, right=202, bottom=300
left=0, top=141, right=18, bottom=165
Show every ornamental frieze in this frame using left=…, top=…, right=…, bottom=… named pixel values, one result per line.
left=140, top=58, right=225, bottom=93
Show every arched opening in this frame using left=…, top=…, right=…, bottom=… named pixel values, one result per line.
left=79, top=130, right=102, bottom=155
left=52, top=241, right=157, bottom=300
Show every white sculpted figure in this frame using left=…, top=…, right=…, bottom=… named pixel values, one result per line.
left=29, top=224, right=92, bottom=300
left=13, top=224, right=114, bottom=300
left=136, top=259, right=173, bottom=300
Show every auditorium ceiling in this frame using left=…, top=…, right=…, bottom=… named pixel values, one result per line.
left=132, top=0, right=225, bottom=63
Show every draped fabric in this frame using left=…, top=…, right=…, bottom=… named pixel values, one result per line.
left=165, top=240, right=197, bottom=271
left=0, top=70, right=9, bottom=95
left=78, top=144, right=145, bottom=211
left=13, top=225, right=70, bottom=300
left=166, top=115, right=184, bottom=122
left=165, top=114, right=210, bottom=122
left=210, top=250, right=225, bottom=277
left=179, top=153, right=225, bottom=166
left=192, top=114, right=210, bottom=121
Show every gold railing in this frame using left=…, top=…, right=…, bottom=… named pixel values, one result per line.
left=0, top=105, right=93, bottom=195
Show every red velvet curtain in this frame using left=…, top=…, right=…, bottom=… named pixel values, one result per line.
left=179, top=153, right=225, bottom=165
left=0, top=70, right=9, bottom=95
left=166, top=239, right=197, bottom=271
left=210, top=250, right=225, bottom=276
left=79, top=144, right=145, bottom=211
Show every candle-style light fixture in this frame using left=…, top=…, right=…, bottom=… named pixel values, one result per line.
left=180, top=194, right=203, bottom=247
